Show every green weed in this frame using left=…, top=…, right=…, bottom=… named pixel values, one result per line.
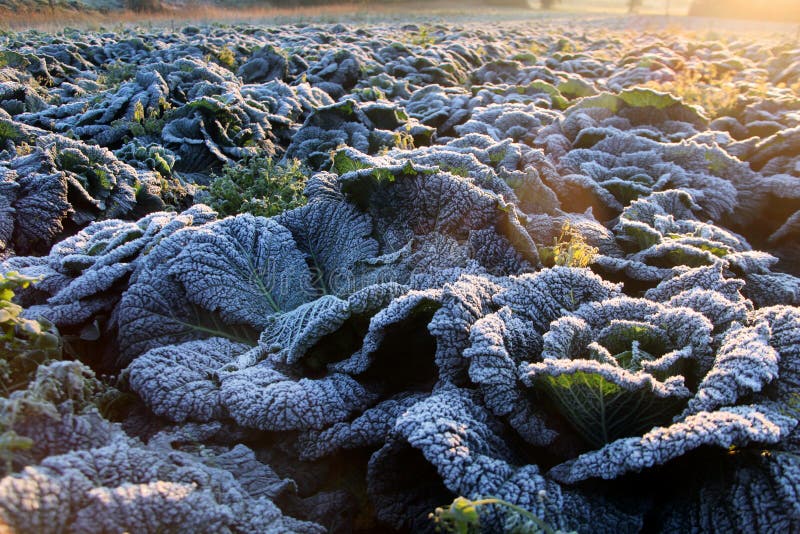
left=203, top=155, right=309, bottom=218
left=538, top=222, right=598, bottom=268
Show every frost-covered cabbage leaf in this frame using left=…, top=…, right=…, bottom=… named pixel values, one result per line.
left=0, top=360, right=122, bottom=472
left=368, top=387, right=642, bottom=532
left=549, top=403, right=795, bottom=483
left=129, top=333, right=379, bottom=431
left=116, top=214, right=311, bottom=362
left=284, top=100, right=417, bottom=169
left=0, top=433, right=323, bottom=533
left=117, top=177, right=421, bottom=363
left=595, top=190, right=800, bottom=305
left=656, top=450, right=800, bottom=533
left=162, top=89, right=275, bottom=173
left=126, top=337, right=248, bottom=423
left=128, top=284, right=409, bottom=430
left=0, top=129, right=166, bottom=255
left=520, top=296, right=711, bottom=447
left=54, top=69, right=170, bottom=147
left=543, top=131, right=741, bottom=221
left=335, top=154, right=539, bottom=271
left=2, top=205, right=216, bottom=330
left=0, top=356, right=320, bottom=533
left=465, top=267, right=621, bottom=445
left=5, top=22, right=800, bottom=534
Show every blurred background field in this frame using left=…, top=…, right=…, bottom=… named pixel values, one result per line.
left=1, top=0, right=799, bottom=32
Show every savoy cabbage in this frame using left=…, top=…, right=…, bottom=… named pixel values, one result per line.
left=0, top=19, right=798, bottom=534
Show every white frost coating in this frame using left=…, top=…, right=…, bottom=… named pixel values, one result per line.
left=683, top=322, right=779, bottom=416
left=2, top=22, right=800, bottom=534
left=550, top=404, right=797, bottom=484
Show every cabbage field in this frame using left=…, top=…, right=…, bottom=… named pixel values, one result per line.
left=0, top=16, right=799, bottom=533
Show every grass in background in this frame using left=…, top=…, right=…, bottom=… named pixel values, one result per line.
left=689, top=0, right=800, bottom=23
left=0, top=0, right=715, bottom=32
left=641, top=66, right=741, bottom=119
